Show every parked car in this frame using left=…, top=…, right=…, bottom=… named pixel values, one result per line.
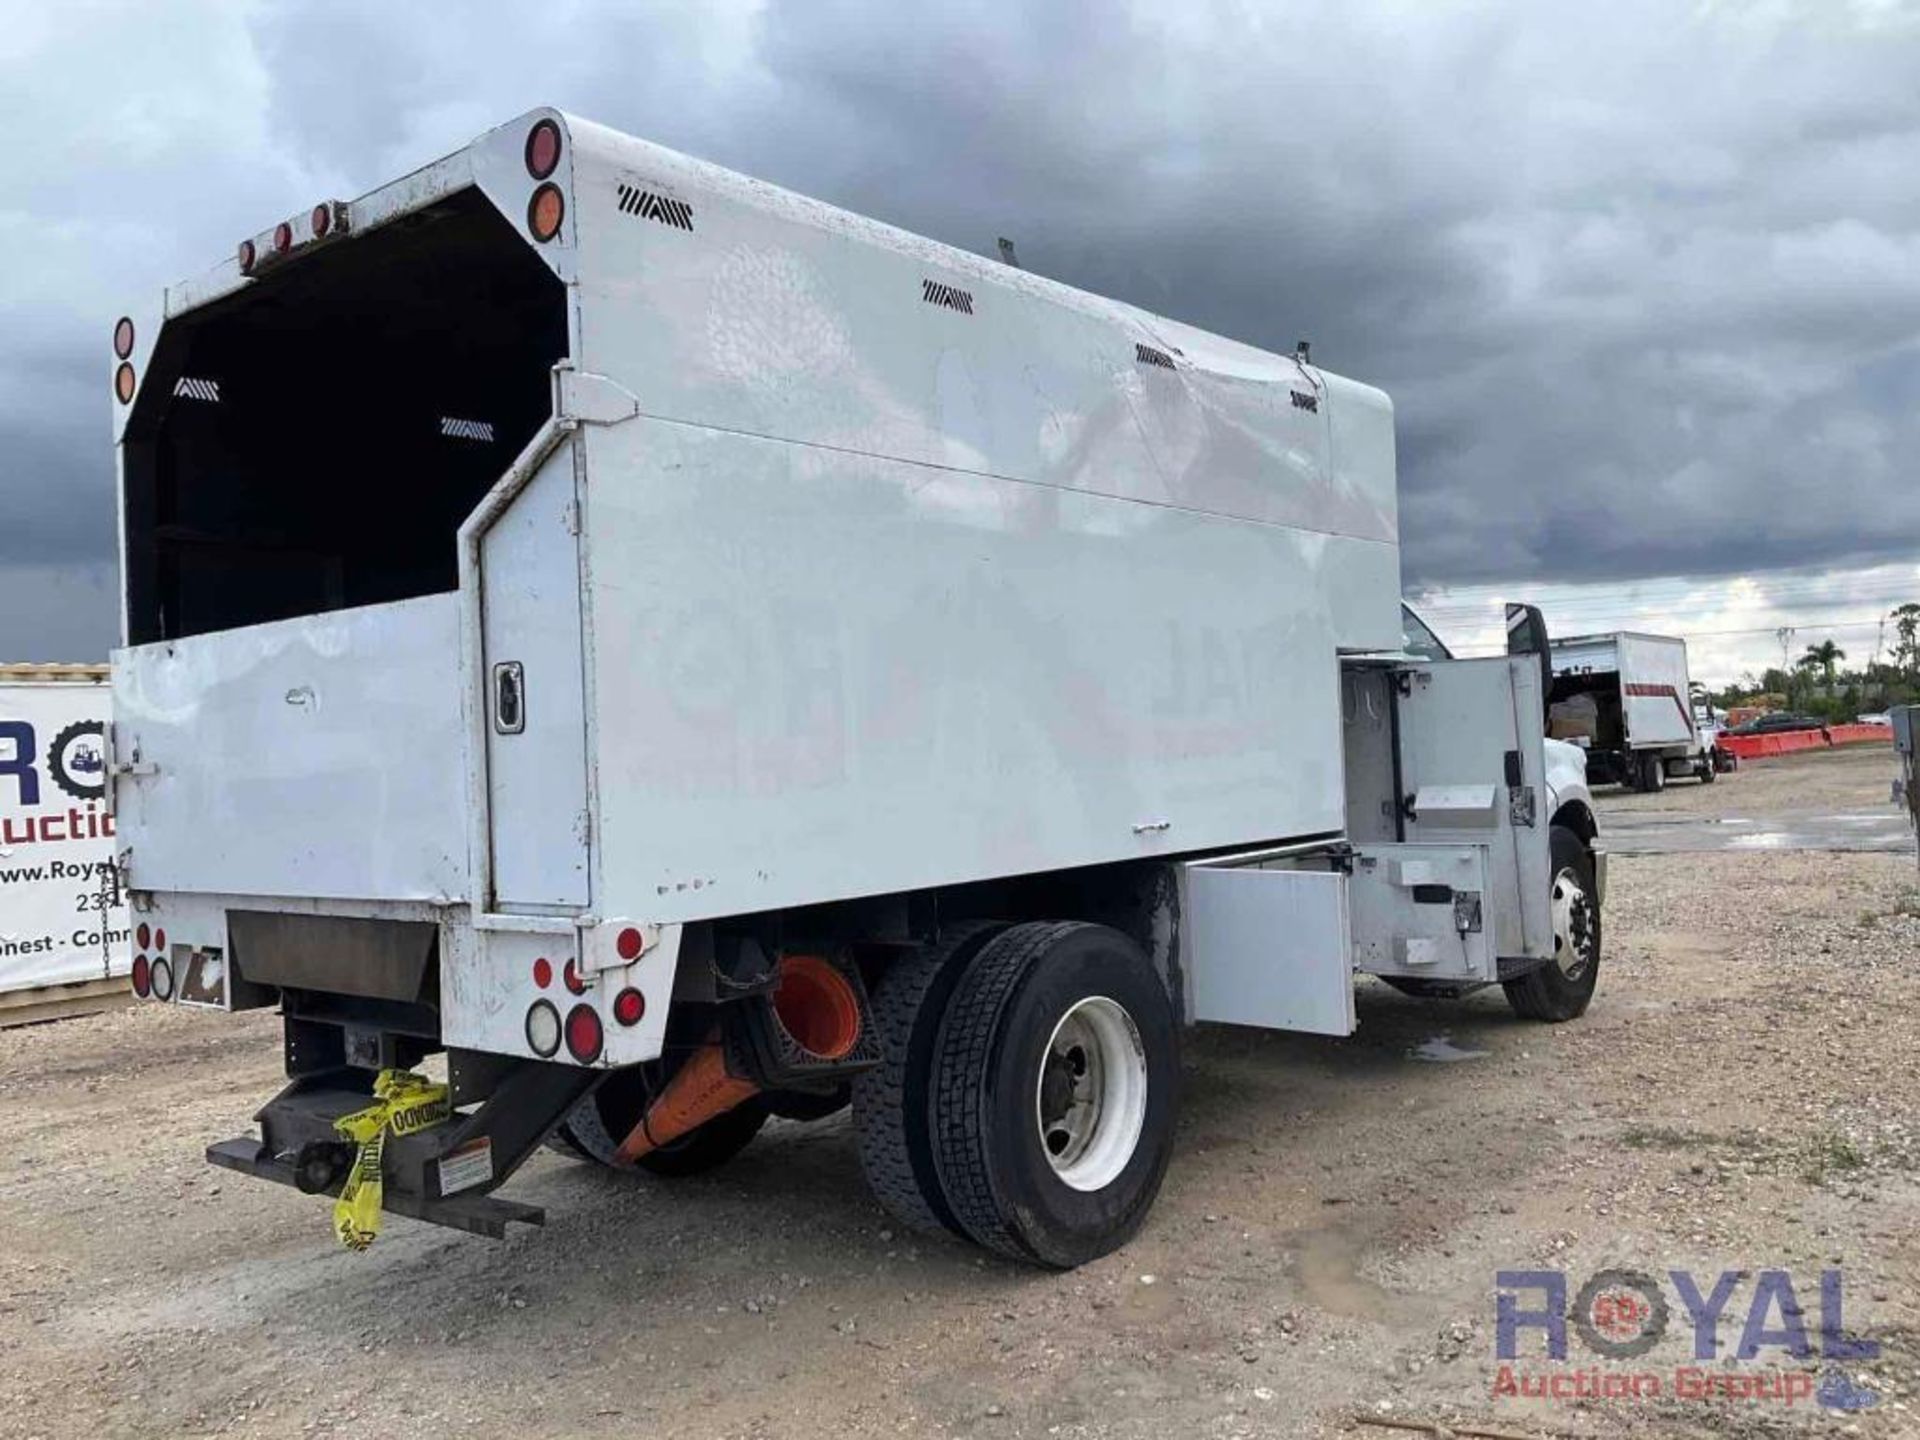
left=1725, top=711, right=1823, bottom=736
left=1858, top=712, right=1892, bottom=728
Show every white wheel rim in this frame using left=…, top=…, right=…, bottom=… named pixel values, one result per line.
left=1550, top=869, right=1597, bottom=980
left=1034, top=995, right=1148, bottom=1192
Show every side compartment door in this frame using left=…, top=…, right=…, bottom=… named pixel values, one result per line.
left=1181, top=860, right=1355, bottom=1036
left=1394, top=657, right=1552, bottom=962
left=1348, top=843, right=1496, bottom=981
left=482, top=440, right=590, bottom=909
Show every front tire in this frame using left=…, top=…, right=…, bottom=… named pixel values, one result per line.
left=929, top=922, right=1179, bottom=1269
left=1503, top=825, right=1601, bottom=1023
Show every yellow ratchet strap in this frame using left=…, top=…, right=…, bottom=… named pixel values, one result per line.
left=330, top=1068, right=450, bottom=1251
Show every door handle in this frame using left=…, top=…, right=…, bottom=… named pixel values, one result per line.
left=493, top=661, right=526, bottom=735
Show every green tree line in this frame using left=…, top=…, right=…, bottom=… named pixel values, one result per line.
left=1708, top=602, right=1920, bottom=720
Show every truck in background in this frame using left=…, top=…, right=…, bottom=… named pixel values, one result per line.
left=107, top=109, right=1604, bottom=1268
left=1548, top=631, right=1710, bottom=791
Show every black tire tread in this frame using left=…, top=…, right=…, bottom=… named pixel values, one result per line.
left=852, top=921, right=1007, bottom=1236
left=1503, top=826, right=1600, bottom=1023
left=930, top=921, right=1088, bottom=1264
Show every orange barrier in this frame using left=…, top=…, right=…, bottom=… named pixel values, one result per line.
left=1720, top=724, right=1891, bottom=761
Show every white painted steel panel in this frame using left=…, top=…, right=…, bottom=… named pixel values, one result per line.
left=111, top=595, right=467, bottom=901
left=583, top=418, right=1373, bottom=925
left=1348, top=842, right=1496, bottom=982
left=560, top=114, right=1400, bottom=653
left=1396, top=657, right=1552, bottom=961
left=1182, top=863, right=1354, bottom=1036
left=481, top=440, right=589, bottom=908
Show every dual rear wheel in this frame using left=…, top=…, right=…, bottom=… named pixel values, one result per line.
left=855, top=921, right=1180, bottom=1268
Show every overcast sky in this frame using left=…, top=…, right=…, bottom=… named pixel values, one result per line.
left=3, top=0, right=1917, bottom=682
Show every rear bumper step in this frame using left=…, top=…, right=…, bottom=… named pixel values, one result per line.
left=207, top=1137, right=546, bottom=1239
left=207, top=1056, right=601, bottom=1241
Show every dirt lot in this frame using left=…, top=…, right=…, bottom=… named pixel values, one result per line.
left=1, top=747, right=1915, bottom=1439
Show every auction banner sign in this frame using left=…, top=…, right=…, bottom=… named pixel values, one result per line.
left=0, top=675, right=129, bottom=992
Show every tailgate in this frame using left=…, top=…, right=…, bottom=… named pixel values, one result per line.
left=111, top=594, right=467, bottom=902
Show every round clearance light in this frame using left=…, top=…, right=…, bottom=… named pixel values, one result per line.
left=310, top=203, right=332, bottom=238
left=564, top=1004, right=603, bottom=1064
left=131, top=954, right=151, bottom=999
left=532, top=956, right=553, bottom=990
left=562, top=958, right=588, bottom=996
left=527, top=182, right=564, bottom=243
left=113, top=317, right=135, bottom=360
left=150, top=957, right=175, bottom=1002
left=273, top=220, right=293, bottom=254
left=136, top=922, right=151, bottom=951
left=612, top=988, right=645, bottom=1027
left=154, top=928, right=167, bottom=953
left=524, top=118, right=562, bottom=180
left=237, top=238, right=256, bottom=273
left=615, top=927, right=644, bottom=962
left=525, top=999, right=561, bottom=1058
left=114, top=363, right=136, bottom=405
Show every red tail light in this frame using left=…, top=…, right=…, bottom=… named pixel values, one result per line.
left=273, top=221, right=293, bottom=254
left=562, top=958, right=587, bottom=995
left=113, top=317, right=135, bottom=360
left=565, top=1004, right=603, bottom=1064
left=311, top=203, right=332, bottom=238
left=238, top=238, right=256, bottom=272
left=131, top=954, right=151, bottom=999
left=532, top=956, right=553, bottom=989
left=154, top=928, right=167, bottom=952
left=615, top=927, right=644, bottom=961
left=525, top=118, right=562, bottom=180
left=613, top=988, right=645, bottom=1027
left=136, top=922, right=151, bottom=951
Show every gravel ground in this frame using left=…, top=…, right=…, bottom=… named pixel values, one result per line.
left=0, top=748, right=1915, bottom=1439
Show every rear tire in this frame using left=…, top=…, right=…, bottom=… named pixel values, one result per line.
left=1642, top=754, right=1666, bottom=792
left=1503, top=825, right=1601, bottom=1023
left=853, top=922, right=1008, bottom=1237
left=929, top=922, right=1179, bottom=1269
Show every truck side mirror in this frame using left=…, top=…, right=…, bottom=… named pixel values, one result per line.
left=1504, top=602, right=1553, bottom=728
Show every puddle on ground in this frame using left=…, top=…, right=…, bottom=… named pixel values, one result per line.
left=1288, top=1226, right=1401, bottom=1324
left=1409, top=1034, right=1489, bottom=1063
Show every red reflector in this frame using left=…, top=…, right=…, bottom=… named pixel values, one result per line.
left=136, top=922, right=151, bottom=951
left=564, top=1004, right=603, bottom=1064
left=131, top=954, right=151, bottom=999
left=525, top=118, right=562, bottom=180
left=237, top=238, right=256, bottom=272
left=154, top=928, right=167, bottom=953
left=527, top=183, right=564, bottom=243
left=532, top=956, right=553, bottom=989
left=273, top=221, right=293, bottom=254
left=615, top=927, right=644, bottom=962
left=310, top=203, right=332, bottom=238
left=613, top=988, right=645, bottom=1027
left=563, top=958, right=587, bottom=995
left=113, top=317, right=135, bottom=360
left=114, top=363, right=135, bottom=405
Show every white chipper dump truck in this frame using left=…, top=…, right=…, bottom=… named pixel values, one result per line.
left=107, top=110, right=1603, bottom=1267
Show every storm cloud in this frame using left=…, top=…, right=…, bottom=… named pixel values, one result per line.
left=3, top=0, right=1917, bottom=665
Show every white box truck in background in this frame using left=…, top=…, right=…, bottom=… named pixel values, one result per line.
left=107, top=110, right=1602, bottom=1266
left=1548, top=631, right=1711, bottom=791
